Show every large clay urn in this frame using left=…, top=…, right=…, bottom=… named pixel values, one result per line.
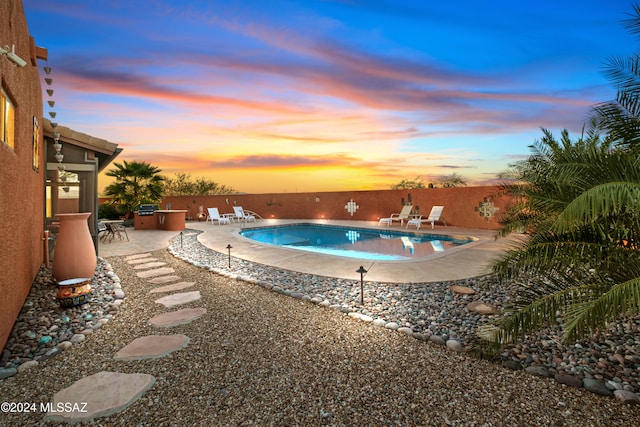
left=52, top=213, right=97, bottom=283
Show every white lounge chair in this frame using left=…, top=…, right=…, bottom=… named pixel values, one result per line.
left=379, top=205, right=413, bottom=226
left=206, top=207, right=231, bottom=225
left=406, top=206, right=446, bottom=229
left=233, top=206, right=256, bottom=222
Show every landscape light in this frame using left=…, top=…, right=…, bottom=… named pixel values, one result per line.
left=356, top=265, right=367, bottom=305
left=226, top=244, right=232, bottom=268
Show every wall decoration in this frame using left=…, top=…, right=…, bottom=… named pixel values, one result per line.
left=344, top=198, right=359, bottom=216
left=475, top=197, right=499, bottom=221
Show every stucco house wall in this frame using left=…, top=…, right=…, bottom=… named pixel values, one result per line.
left=0, top=0, right=47, bottom=350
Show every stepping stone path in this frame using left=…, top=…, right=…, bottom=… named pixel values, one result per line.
left=155, top=291, right=201, bottom=308
left=127, top=257, right=157, bottom=265
left=43, top=371, right=155, bottom=423
left=133, top=261, right=167, bottom=269
left=127, top=253, right=153, bottom=260
left=43, top=252, right=208, bottom=422
left=136, top=267, right=175, bottom=278
left=149, top=308, right=207, bottom=327
left=114, top=334, right=191, bottom=360
left=148, top=275, right=183, bottom=284
left=149, top=281, right=195, bottom=294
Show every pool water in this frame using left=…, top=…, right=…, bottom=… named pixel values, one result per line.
left=240, top=223, right=473, bottom=261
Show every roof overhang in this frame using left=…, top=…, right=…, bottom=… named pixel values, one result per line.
left=43, top=118, right=122, bottom=171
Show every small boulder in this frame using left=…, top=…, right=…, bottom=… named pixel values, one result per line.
left=446, top=339, right=463, bottom=352
left=467, top=300, right=498, bottom=315
left=429, top=335, right=446, bottom=345
left=525, top=365, right=549, bottom=378
left=450, top=285, right=476, bottom=295
left=0, top=367, right=17, bottom=379
left=17, top=360, right=39, bottom=373
left=583, top=378, right=613, bottom=396
left=614, top=389, right=640, bottom=405
left=554, top=373, right=583, bottom=388
left=502, top=360, right=522, bottom=371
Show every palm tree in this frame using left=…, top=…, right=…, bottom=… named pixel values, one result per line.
left=104, top=160, right=164, bottom=217
left=472, top=5, right=640, bottom=357
left=592, top=4, right=640, bottom=150
left=475, top=128, right=640, bottom=354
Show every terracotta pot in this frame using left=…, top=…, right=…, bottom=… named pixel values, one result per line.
left=52, top=213, right=97, bottom=282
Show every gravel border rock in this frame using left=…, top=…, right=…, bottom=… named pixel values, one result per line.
left=0, top=232, right=639, bottom=425
left=170, top=230, right=640, bottom=401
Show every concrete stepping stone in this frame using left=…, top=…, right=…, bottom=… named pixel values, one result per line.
left=114, top=334, right=190, bottom=360
left=137, top=267, right=175, bottom=278
left=43, top=371, right=155, bottom=423
left=133, top=261, right=167, bottom=270
left=148, top=275, right=182, bottom=284
left=125, top=253, right=153, bottom=260
left=149, top=308, right=207, bottom=327
left=127, top=257, right=157, bottom=265
left=150, top=281, right=195, bottom=294
left=155, top=291, right=201, bottom=308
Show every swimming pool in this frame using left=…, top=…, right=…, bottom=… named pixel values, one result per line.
left=240, top=223, right=473, bottom=261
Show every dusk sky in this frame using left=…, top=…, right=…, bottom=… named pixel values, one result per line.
left=23, top=0, right=634, bottom=194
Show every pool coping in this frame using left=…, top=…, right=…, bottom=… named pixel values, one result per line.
left=191, top=219, right=523, bottom=283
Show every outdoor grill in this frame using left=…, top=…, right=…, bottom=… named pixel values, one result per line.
left=138, top=204, right=156, bottom=216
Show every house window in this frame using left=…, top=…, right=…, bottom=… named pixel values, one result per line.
left=33, top=116, right=39, bottom=170
left=1, top=88, right=15, bottom=149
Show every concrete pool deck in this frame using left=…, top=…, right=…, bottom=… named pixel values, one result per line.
left=99, top=219, right=523, bottom=283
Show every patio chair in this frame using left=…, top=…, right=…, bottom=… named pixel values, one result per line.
left=206, top=207, right=231, bottom=225
left=406, top=206, right=446, bottom=229
left=379, top=205, right=413, bottom=226
left=233, top=206, right=256, bottom=222
left=97, top=221, right=108, bottom=242
left=111, top=222, right=129, bottom=241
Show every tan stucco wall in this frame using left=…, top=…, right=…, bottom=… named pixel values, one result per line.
left=0, top=0, right=45, bottom=350
left=160, top=186, right=512, bottom=230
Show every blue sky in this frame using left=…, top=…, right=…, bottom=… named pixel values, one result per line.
left=23, top=0, right=635, bottom=193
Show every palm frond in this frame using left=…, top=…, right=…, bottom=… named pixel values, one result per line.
left=552, top=182, right=640, bottom=233
left=563, top=277, right=640, bottom=342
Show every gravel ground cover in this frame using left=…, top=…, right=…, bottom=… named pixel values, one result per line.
left=0, top=236, right=639, bottom=425
left=170, top=231, right=640, bottom=396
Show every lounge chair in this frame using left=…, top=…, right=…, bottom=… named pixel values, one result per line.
left=233, top=206, right=256, bottom=222
left=406, top=206, right=446, bottom=229
left=206, top=207, right=231, bottom=225
left=379, top=205, right=413, bottom=226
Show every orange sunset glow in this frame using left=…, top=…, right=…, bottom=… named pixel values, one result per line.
left=23, top=0, right=632, bottom=194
